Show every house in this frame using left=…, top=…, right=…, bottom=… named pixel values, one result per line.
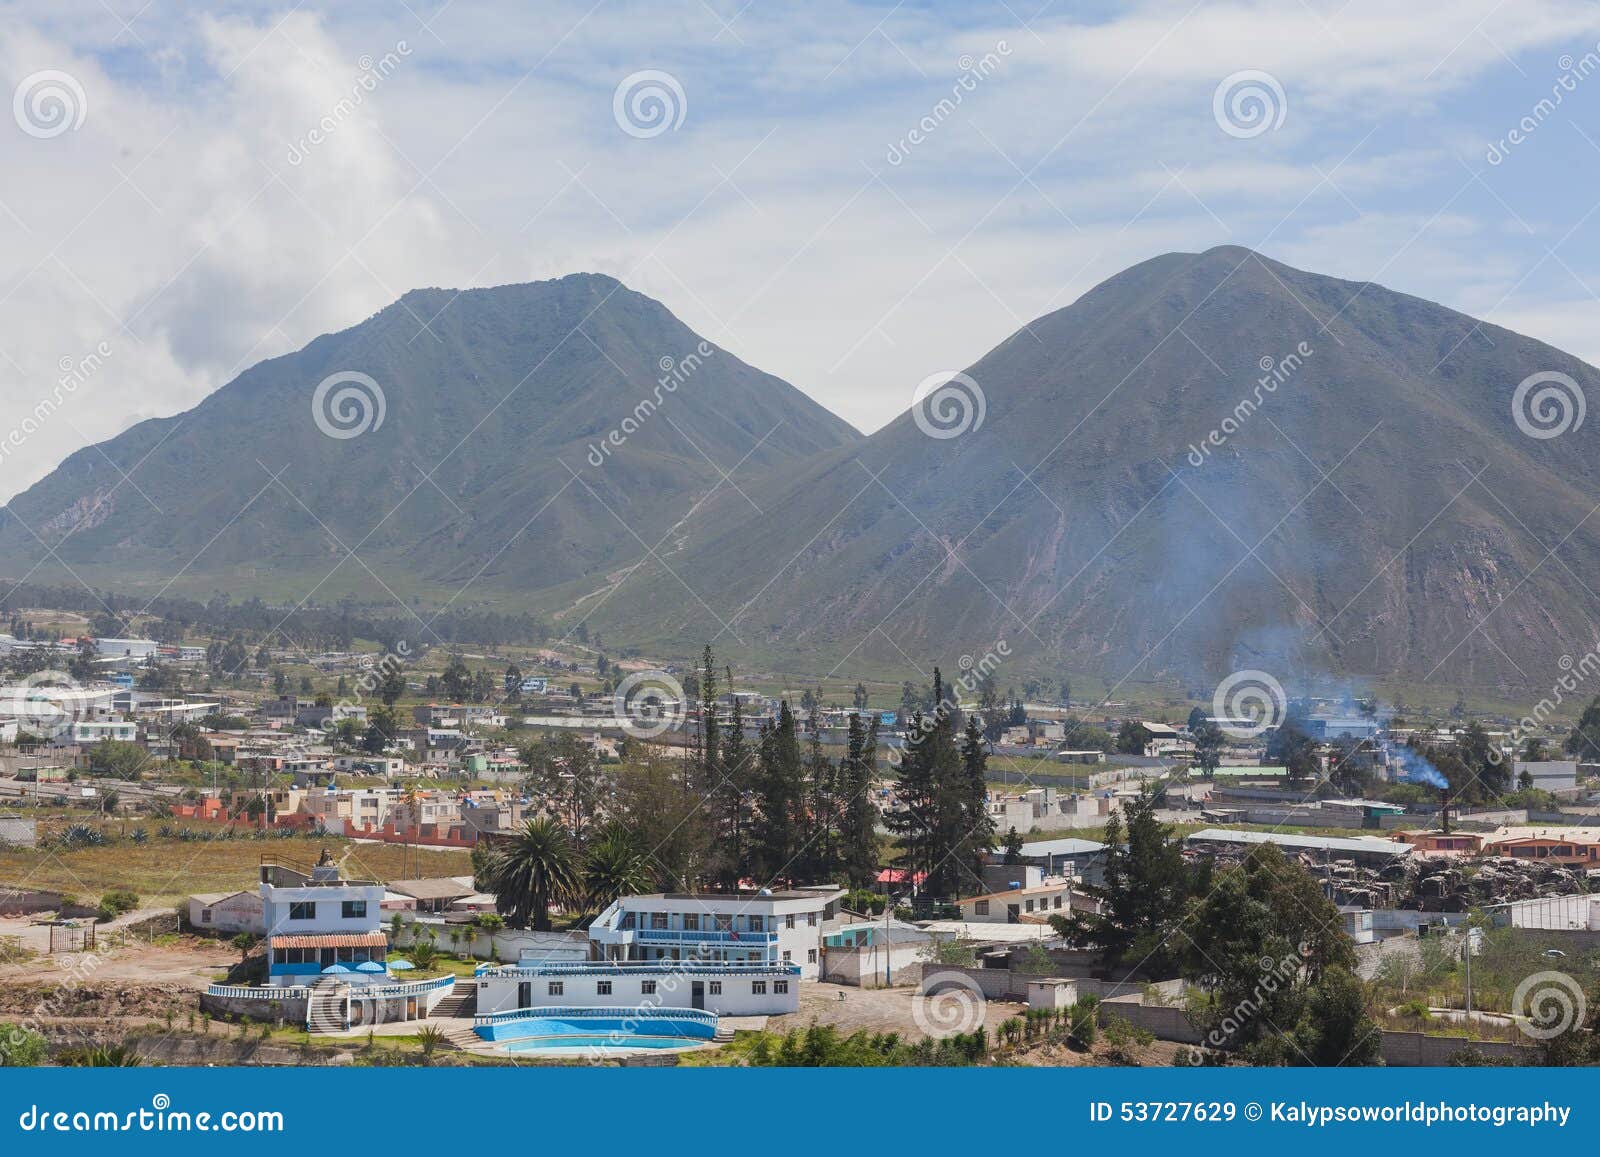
left=1394, top=830, right=1484, bottom=856
left=260, top=859, right=389, bottom=986
left=588, top=888, right=845, bottom=978
left=187, top=890, right=266, bottom=934
left=67, top=719, right=137, bottom=744
left=1484, top=834, right=1600, bottom=864
left=958, top=880, right=1094, bottom=924
left=387, top=877, right=475, bottom=914
left=1184, top=827, right=1413, bottom=869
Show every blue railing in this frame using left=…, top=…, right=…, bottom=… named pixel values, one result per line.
left=634, top=928, right=778, bottom=945
left=486, top=960, right=801, bottom=977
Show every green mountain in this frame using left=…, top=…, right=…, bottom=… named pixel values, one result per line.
left=0, top=275, right=860, bottom=605
left=583, top=246, right=1600, bottom=692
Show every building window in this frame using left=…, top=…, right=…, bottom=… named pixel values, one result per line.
left=1025, top=899, right=1035, bottom=913
left=200, top=909, right=212, bottom=924
left=548, top=982, right=563, bottom=996
left=748, top=915, right=764, bottom=932
left=782, top=950, right=792, bottom=963
left=774, top=980, right=789, bottom=994
left=714, top=914, right=732, bottom=931
left=807, top=913, right=817, bottom=927
left=596, top=981, right=612, bottom=996
left=341, top=900, right=367, bottom=919
left=619, top=912, right=636, bottom=930
left=288, top=901, right=316, bottom=920
left=682, top=912, right=699, bottom=931
left=807, top=948, right=817, bottom=964
left=1053, top=896, right=1063, bottom=909
left=650, top=913, right=669, bottom=930
left=708, top=981, right=722, bottom=995
left=641, top=981, right=657, bottom=995
left=751, top=981, right=766, bottom=995
left=785, top=914, right=795, bottom=929
left=974, top=900, right=989, bottom=916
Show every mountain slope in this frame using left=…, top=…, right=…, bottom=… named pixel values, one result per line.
left=585, top=246, right=1600, bottom=691
left=0, top=275, right=860, bottom=605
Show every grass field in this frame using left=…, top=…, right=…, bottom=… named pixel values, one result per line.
left=0, top=835, right=474, bottom=905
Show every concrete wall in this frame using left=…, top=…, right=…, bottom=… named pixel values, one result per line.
left=821, top=944, right=924, bottom=988
left=1379, top=1031, right=1533, bottom=1066
left=475, top=969, right=799, bottom=1017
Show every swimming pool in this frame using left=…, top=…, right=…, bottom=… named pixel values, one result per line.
left=474, top=1013, right=717, bottom=1053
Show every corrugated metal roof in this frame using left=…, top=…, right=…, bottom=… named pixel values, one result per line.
left=1184, top=828, right=1410, bottom=857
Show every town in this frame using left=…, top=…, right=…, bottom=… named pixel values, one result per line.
left=3, top=608, right=1600, bottom=1068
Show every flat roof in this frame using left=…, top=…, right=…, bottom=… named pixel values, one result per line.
left=1018, top=838, right=1105, bottom=857
left=1185, top=828, right=1411, bottom=857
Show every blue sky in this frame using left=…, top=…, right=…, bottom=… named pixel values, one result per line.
left=4, top=0, right=1600, bottom=500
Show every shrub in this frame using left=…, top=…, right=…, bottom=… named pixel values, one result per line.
left=0, top=1022, right=47, bottom=1066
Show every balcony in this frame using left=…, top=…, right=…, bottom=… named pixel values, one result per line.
left=634, top=927, right=778, bottom=946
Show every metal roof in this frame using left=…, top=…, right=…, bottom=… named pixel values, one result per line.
left=1184, top=828, right=1410, bottom=857
left=1018, top=837, right=1105, bottom=857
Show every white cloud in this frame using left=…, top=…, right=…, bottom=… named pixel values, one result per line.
left=3, top=0, right=1600, bottom=501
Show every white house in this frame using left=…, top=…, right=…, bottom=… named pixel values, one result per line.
left=260, top=860, right=389, bottom=986
left=69, top=719, right=137, bottom=744
left=475, top=886, right=845, bottom=1020
left=588, top=887, right=845, bottom=978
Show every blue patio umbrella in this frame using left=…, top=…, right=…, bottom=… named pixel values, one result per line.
left=355, top=960, right=386, bottom=973
left=387, top=959, right=415, bottom=971
left=322, top=963, right=352, bottom=974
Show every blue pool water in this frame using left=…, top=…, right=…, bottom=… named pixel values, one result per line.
left=503, top=1033, right=699, bottom=1053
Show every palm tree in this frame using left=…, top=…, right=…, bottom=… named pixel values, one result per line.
left=482, top=818, right=579, bottom=931
left=583, top=832, right=653, bottom=914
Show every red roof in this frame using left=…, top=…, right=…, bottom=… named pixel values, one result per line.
left=270, top=932, right=388, bottom=949
left=875, top=868, right=927, bottom=885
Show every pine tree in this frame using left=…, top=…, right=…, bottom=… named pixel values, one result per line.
left=714, top=666, right=755, bottom=888
left=802, top=708, right=838, bottom=881
left=840, top=713, right=882, bottom=889
left=953, top=713, right=997, bottom=896
left=697, top=645, right=720, bottom=795
left=753, top=701, right=803, bottom=886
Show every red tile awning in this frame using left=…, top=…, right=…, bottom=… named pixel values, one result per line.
left=270, top=932, right=388, bottom=949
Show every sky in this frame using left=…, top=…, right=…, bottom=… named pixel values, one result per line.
left=4, top=0, right=1600, bottom=503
